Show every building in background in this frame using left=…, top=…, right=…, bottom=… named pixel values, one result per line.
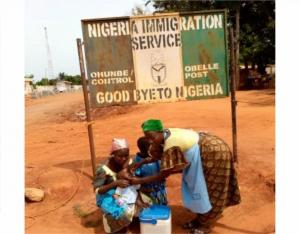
left=55, top=80, right=72, bottom=92
left=25, top=75, right=34, bottom=95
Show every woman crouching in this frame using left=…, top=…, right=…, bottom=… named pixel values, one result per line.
left=93, top=138, right=168, bottom=233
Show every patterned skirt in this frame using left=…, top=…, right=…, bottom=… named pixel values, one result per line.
left=141, top=182, right=168, bottom=206
left=197, top=132, right=241, bottom=225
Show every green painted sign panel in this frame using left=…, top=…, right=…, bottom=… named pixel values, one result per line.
left=180, top=12, right=228, bottom=100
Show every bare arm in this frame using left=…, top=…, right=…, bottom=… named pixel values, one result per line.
left=129, top=170, right=170, bottom=185
left=96, top=180, right=130, bottom=194
left=168, top=169, right=183, bottom=174
left=96, top=181, right=117, bottom=194
left=129, top=157, right=158, bottom=173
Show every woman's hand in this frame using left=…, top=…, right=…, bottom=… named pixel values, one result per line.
left=159, top=170, right=171, bottom=178
left=96, top=179, right=130, bottom=194
left=114, top=179, right=130, bottom=188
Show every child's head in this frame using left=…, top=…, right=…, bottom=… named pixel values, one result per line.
left=117, top=167, right=133, bottom=180
left=149, top=143, right=163, bottom=160
left=137, top=137, right=150, bottom=157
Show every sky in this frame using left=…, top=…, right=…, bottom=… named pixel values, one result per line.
left=25, top=0, right=154, bottom=81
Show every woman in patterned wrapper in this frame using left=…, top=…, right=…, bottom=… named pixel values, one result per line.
left=141, top=119, right=241, bottom=234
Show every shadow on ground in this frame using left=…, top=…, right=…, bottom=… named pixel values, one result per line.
left=53, top=157, right=107, bottom=180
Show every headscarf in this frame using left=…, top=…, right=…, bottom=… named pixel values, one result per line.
left=141, top=119, right=164, bottom=132
left=110, top=138, right=129, bottom=153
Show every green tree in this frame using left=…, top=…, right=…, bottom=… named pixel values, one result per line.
left=35, top=78, right=49, bottom=86
left=58, top=72, right=66, bottom=80
left=34, top=73, right=82, bottom=86
left=239, top=1, right=275, bottom=74
left=56, top=72, right=82, bottom=85
left=132, top=5, right=145, bottom=15
left=63, top=74, right=81, bottom=85
left=49, top=78, right=58, bottom=85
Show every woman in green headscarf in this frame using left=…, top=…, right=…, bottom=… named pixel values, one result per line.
left=141, top=119, right=241, bottom=234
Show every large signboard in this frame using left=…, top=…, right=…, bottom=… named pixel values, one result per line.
left=82, top=10, right=228, bottom=107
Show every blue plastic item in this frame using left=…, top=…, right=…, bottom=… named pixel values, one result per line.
left=139, top=205, right=170, bottom=224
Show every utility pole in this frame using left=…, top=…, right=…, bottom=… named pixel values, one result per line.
left=44, top=27, right=54, bottom=80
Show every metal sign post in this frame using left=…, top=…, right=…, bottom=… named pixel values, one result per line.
left=229, top=27, right=238, bottom=163
left=76, top=38, right=97, bottom=177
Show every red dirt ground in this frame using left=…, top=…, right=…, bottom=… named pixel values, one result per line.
left=25, top=89, right=275, bottom=234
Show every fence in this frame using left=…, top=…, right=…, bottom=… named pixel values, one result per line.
left=29, top=85, right=83, bottom=99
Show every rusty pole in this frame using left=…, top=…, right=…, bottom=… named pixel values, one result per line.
left=229, top=27, right=238, bottom=163
left=235, top=5, right=240, bottom=90
left=76, top=38, right=96, bottom=177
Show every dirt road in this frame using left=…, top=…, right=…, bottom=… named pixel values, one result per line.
left=25, top=89, right=275, bottom=234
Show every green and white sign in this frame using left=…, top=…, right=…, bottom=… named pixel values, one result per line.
left=82, top=10, right=228, bottom=107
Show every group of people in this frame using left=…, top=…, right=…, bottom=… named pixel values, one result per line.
left=93, top=119, right=241, bottom=234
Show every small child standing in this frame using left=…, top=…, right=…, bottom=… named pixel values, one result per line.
left=133, top=137, right=168, bottom=205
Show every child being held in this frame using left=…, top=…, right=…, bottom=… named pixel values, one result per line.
left=97, top=163, right=149, bottom=219
left=113, top=163, right=148, bottom=208
left=113, top=167, right=141, bottom=207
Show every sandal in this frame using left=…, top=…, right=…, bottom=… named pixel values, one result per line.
left=189, top=227, right=211, bottom=234
left=182, top=219, right=200, bottom=229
